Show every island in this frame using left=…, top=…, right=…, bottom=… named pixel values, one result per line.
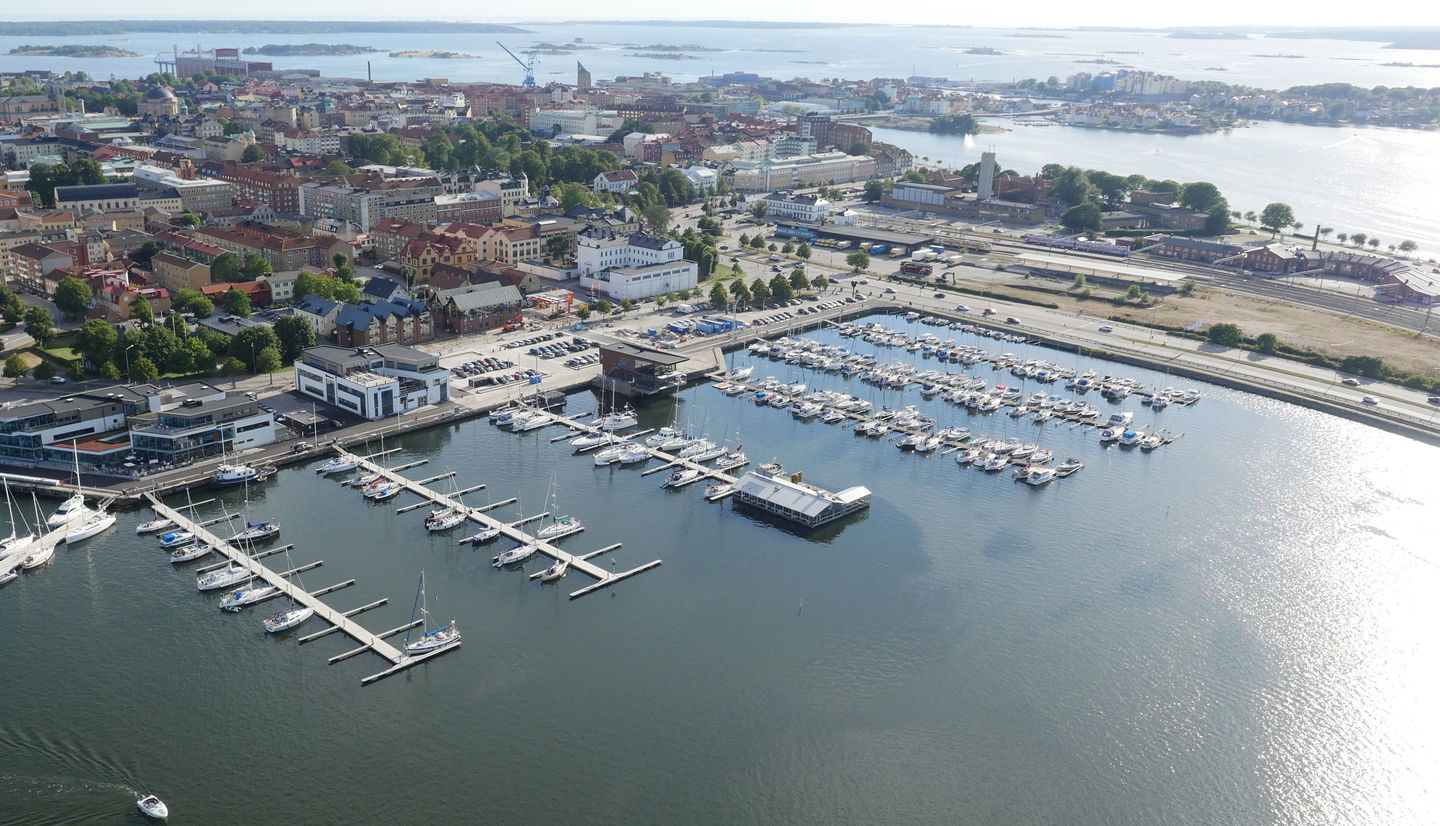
left=6, top=44, right=140, bottom=57
left=242, top=43, right=378, bottom=56
left=629, top=43, right=725, bottom=52
left=964, top=47, right=1004, bottom=55
left=389, top=51, right=482, bottom=59
left=625, top=53, right=702, bottom=61
left=928, top=114, right=981, bottom=135
left=0, top=20, right=527, bottom=35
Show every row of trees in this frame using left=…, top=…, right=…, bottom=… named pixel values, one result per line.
left=25, top=159, right=107, bottom=206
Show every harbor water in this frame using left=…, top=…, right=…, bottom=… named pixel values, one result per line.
left=2, top=313, right=1437, bottom=823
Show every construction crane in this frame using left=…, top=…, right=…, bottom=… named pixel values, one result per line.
left=496, top=41, right=536, bottom=87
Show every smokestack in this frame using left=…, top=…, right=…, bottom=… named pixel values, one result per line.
left=367, top=61, right=372, bottom=84
left=978, top=151, right=996, bottom=201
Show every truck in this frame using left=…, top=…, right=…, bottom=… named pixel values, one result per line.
left=900, top=261, right=933, bottom=276
left=868, top=244, right=889, bottom=256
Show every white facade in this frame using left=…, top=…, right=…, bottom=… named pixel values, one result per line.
left=294, top=345, right=449, bottom=421
left=681, top=166, right=719, bottom=194
left=576, top=230, right=697, bottom=300
left=760, top=192, right=831, bottom=223
left=593, top=170, right=639, bottom=193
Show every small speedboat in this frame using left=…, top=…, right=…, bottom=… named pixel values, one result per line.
left=263, top=605, right=314, bottom=633
left=315, top=456, right=358, bottom=475
left=662, top=468, right=702, bottom=488
left=135, top=512, right=176, bottom=534
left=169, top=543, right=212, bottom=563
left=1025, top=466, right=1057, bottom=486
left=0, top=564, right=19, bottom=586
left=1055, top=458, right=1085, bottom=477
left=539, top=558, right=569, bottom=582
left=137, top=794, right=169, bottom=820
left=158, top=530, right=196, bottom=549
left=1140, top=434, right=1164, bottom=450
left=220, top=584, right=280, bottom=612
left=492, top=544, right=538, bottom=568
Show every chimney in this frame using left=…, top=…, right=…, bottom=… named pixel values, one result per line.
left=978, top=151, right=996, bottom=201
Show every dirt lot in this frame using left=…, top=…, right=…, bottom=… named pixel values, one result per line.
left=955, top=274, right=1440, bottom=379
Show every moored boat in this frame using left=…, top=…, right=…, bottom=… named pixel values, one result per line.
left=315, top=456, right=358, bottom=475
left=661, top=467, right=703, bottom=488
left=64, top=510, right=116, bottom=544
left=263, top=605, right=314, bottom=633
left=158, top=530, right=196, bottom=549
left=219, top=584, right=280, bottom=612
left=20, top=544, right=54, bottom=570
left=538, top=558, right=569, bottom=582
left=231, top=520, right=280, bottom=544
left=492, top=543, right=538, bottom=568
left=135, top=512, right=176, bottom=534
left=169, top=543, right=211, bottom=563
left=196, top=564, right=250, bottom=591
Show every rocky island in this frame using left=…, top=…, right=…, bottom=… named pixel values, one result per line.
left=242, top=43, right=379, bottom=56
left=7, top=44, right=140, bottom=57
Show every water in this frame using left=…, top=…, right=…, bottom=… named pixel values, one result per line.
left=3, top=312, right=1437, bottom=823
left=872, top=121, right=1440, bottom=255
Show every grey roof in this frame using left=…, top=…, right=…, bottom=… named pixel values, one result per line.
left=361, top=277, right=404, bottom=301
left=1160, top=236, right=1242, bottom=254
left=294, top=295, right=340, bottom=316
left=627, top=232, right=676, bottom=251
left=438, top=281, right=522, bottom=312
left=55, top=183, right=138, bottom=202
left=602, top=342, right=687, bottom=365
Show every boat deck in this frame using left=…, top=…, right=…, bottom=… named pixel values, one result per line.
left=144, top=493, right=453, bottom=685
left=338, top=448, right=662, bottom=600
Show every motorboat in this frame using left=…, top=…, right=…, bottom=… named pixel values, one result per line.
left=263, top=605, right=315, bottom=633
left=571, top=432, right=612, bottom=451
left=1010, top=444, right=1036, bottom=460
left=1030, top=449, right=1054, bottom=465
left=896, top=432, right=925, bottom=451
left=595, top=409, right=638, bottom=431
left=724, top=365, right=754, bottom=382
left=1118, top=429, right=1143, bottom=446
left=535, top=514, right=583, bottom=541
left=955, top=448, right=982, bottom=465
left=539, top=558, right=570, bottom=582
left=980, top=453, right=1010, bottom=472
left=135, top=512, right=176, bottom=534
left=592, top=443, right=626, bottom=465
left=1024, top=466, right=1057, bottom=486
left=705, top=482, right=736, bottom=500
left=714, top=451, right=749, bottom=471
left=404, top=572, right=461, bottom=654
left=1098, top=426, right=1122, bottom=443
left=722, top=384, right=747, bottom=396
left=211, top=462, right=274, bottom=488
left=45, top=492, right=87, bottom=528
left=914, top=435, right=942, bottom=453
left=645, top=427, right=685, bottom=448
left=425, top=508, right=466, bottom=532
left=662, top=468, right=703, bottom=488
left=0, top=563, right=18, bottom=586
left=820, top=409, right=846, bottom=424
left=469, top=527, right=502, bottom=546
left=492, top=543, right=538, bottom=568
left=169, top=543, right=212, bottom=563
left=64, top=510, right=116, bottom=544
left=196, top=564, right=251, bottom=591
left=136, top=795, right=169, bottom=820
left=618, top=444, right=651, bottom=465
left=1140, top=434, right=1164, bottom=450
left=363, top=481, right=401, bottom=500
left=1055, top=458, right=1085, bottom=477
left=20, top=544, right=54, bottom=570
left=219, top=584, right=280, bottom=612
left=315, top=456, right=358, bottom=475
left=489, top=404, right=521, bottom=424
left=1104, top=411, right=1134, bottom=428
left=231, top=521, right=280, bottom=544
left=158, top=530, right=196, bottom=549
left=510, top=411, right=551, bottom=432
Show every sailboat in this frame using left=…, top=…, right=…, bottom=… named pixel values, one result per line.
left=424, top=478, right=467, bottom=532
left=64, top=506, right=116, bottom=544
left=46, top=443, right=91, bottom=528
left=403, top=571, right=461, bottom=655
left=135, top=510, right=176, bottom=534
left=538, top=557, right=569, bottom=582
left=262, top=546, right=314, bottom=633
left=0, top=478, right=37, bottom=558
left=534, top=475, right=583, bottom=541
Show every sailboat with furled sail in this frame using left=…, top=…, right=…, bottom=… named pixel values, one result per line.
left=403, top=570, right=460, bottom=655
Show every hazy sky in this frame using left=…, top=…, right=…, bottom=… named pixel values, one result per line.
left=14, top=5, right=1440, bottom=28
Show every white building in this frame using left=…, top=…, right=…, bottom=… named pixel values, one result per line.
left=727, top=151, right=876, bottom=192
left=294, top=344, right=450, bottom=421
left=576, top=229, right=698, bottom=301
left=681, top=166, right=719, bottom=195
left=593, top=169, right=639, bottom=194
left=759, top=192, right=830, bottom=223
left=529, top=107, right=622, bottom=138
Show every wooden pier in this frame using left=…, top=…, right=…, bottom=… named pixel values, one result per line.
left=338, top=448, right=663, bottom=600
left=144, top=493, right=457, bottom=685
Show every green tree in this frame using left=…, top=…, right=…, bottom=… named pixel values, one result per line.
left=210, top=252, right=240, bottom=283
left=129, top=356, right=159, bottom=383
left=593, top=299, right=613, bottom=315
left=4, top=354, right=28, bottom=379
left=0, top=285, right=24, bottom=323
left=1179, top=182, right=1224, bottom=211
left=23, top=306, right=55, bottom=347
left=164, top=346, right=192, bottom=375
left=273, top=316, right=315, bottom=363
left=900, top=170, right=926, bottom=184
left=738, top=232, right=750, bottom=247
left=846, top=251, right=871, bottom=272
left=222, top=289, right=253, bottom=318
left=141, top=326, right=181, bottom=367
left=241, top=144, right=267, bottom=162
left=256, top=346, right=283, bottom=374
left=75, top=318, right=117, bottom=366
left=129, top=298, right=154, bottom=324
left=1060, top=203, right=1103, bottom=233
left=1259, top=203, right=1296, bottom=237
left=98, top=361, right=121, bottom=381
left=1051, top=167, right=1095, bottom=206
left=1399, top=239, right=1418, bottom=255
left=30, top=361, right=56, bottom=382
left=1340, top=354, right=1389, bottom=379
left=709, top=282, right=729, bottom=307
left=1207, top=322, right=1244, bottom=347
left=1255, top=332, right=1279, bottom=353
left=781, top=240, right=795, bottom=255
left=862, top=180, right=887, bottom=203
left=574, top=305, right=591, bottom=321
left=750, top=235, right=767, bottom=250
left=641, top=204, right=672, bottom=235
left=53, top=276, right=93, bottom=319
left=325, top=159, right=357, bottom=176
left=749, top=200, right=768, bottom=220
left=230, top=327, right=281, bottom=371
left=729, top=280, right=750, bottom=306
left=220, top=356, right=247, bottom=380
left=789, top=269, right=810, bottom=291
left=173, top=211, right=201, bottom=228
left=185, top=338, right=214, bottom=374
left=1125, top=284, right=1146, bottom=302
left=1350, top=232, right=1368, bottom=247
left=1072, top=273, right=1087, bottom=289
left=769, top=275, right=793, bottom=302
left=1204, top=204, right=1231, bottom=236
left=750, top=278, right=771, bottom=305
left=796, top=242, right=811, bottom=260
left=767, top=243, right=777, bottom=252
left=242, top=253, right=272, bottom=280
left=811, top=275, right=828, bottom=290
left=848, top=140, right=873, bottom=156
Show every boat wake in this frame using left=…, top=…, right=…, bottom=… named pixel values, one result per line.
left=0, top=726, right=151, bottom=825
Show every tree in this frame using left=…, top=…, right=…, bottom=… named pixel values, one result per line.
left=1204, top=204, right=1231, bottom=236
left=23, top=306, right=55, bottom=347
left=0, top=286, right=23, bottom=323
left=729, top=280, right=750, bottom=306
left=222, top=289, right=253, bottom=318
left=781, top=240, right=795, bottom=255
left=1125, top=284, right=1146, bottom=302
left=593, top=299, right=613, bottom=315
left=242, top=253, right=272, bottom=280
left=796, top=243, right=811, bottom=260
left=846, top=252, right=871, bottom=272
left=256, top=346, right=283, bottom=374
left=230, top=327, right=281, bottom=371
left=1337, top=233, right=1349, bottom=245
left=749, top=200, right=769, bottom=220
left=1179, top=182, right=1223, bottom=211
left=848, top=140, right=872, bottom=156
left=1367, top=237, right=1381, bottom=250
left=789, top=270, right=810, bottom=291
left=709, top=282, right=729, bottom=307
left=575, top=306, right=591, bottom=321
left=173, top=211, right=201, bottom=228
left=812, top=275, right=828, bottom=290
left=53, top=276, right=92, bottom=319
left=129, top=356, right=159, bottom=383
left=641, top=204, right=672, bottom=235
left=189, top=296, right=215, bottom=318
left=4, top=354, right=28, bottom=379
left=1340, top=354, right=1388, bottom=379
left=1399, top=239, right=1418, bottom=255
left=129, top=298, right=154, bottom=324
left=769, top=275, right=793, bottom=302
left=1051, top=167, right=1095, bottom=206
left=273, top=316, right=315, bottom=363
left=1255, top=332, right=1279, bottom=353
left=862, top=180, right=885, bottom=203
left=767, top=243, right=777, bottom=253
left=738, top=232, right=751, bottom=247
left=750, top=278, right=771, bottom=305
left=220, top=356, right=247, bottom=380
left=185, top=338, right=214, bottom=374
left=98, top=361, right=121, bottom=381
left=164, top=346, right=192, bottom=375
left=750, top=235, right=767, bottom=250
left=1206, top=322, right=1244, bottom=347
left=325, top=159, right=357, bottom=176
left=1259, top=203, right=1296, bottom=237
left=1060, top=203, right=1103, bottom=233
left=1350, top=232, right=1367, bottom=247
left=30, top=361, right=56, bottom=382
left=210, top=252, right=240, bottom=283
left=75, top=318, right=117, bottom=366
left=241, top=144, right=266, bottom=163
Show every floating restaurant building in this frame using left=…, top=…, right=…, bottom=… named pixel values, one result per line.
left=733, top=463, right=871, bottom=528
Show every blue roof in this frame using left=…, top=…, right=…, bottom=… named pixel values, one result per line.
left=362, top=278, right=404, bottom=301
left=295, top=295, right=339, bottom=315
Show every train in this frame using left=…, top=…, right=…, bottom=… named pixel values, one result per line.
left=1022, top=234, right=1131, bottom=257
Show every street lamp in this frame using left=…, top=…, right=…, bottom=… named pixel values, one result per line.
left=123, top=344, right=136, bottom=379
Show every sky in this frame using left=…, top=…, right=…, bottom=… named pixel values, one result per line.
left=11, top=5, right=1440, bottom=28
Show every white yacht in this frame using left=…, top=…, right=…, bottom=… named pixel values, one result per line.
left=263, top=605, right=315, bottom=633
left=169, top=543, right=212, bottom=563
left=980, top=453, right=1010, bottom=472
left=678, top=439, right=719, bottom=459
left=593, top=443, right=627, bottom=465
left=571, top=431, right=612, bottom=451
left=662, top=467, right=703, bottom=488
left=1104, top=411, right=1134, bottom=428
left=492, top=543, right=538, bottom=568
left=158, top=530, right=196, bottom=549
left=1024, top=466, right=1057, bottom=486
left=20, top=544, right=54, bottom=570
left=315, top=456, right=357, bottom=475
left=510, top=410, right=552, bottom=432
left=914, top=435, right=942, bottom=453
left=0, top=563, right=19, bottom=586
left=211, top=462, right=272, bottom=488
left=595, top=409, right=638, bottom=431
left=219, top=583, right=280, bottom=612
left=618, top=445, right=651, bottom=465
left=469, top=526, right=502, bottom=546
left=645, top=426, right=685, bottom=448
left=1140, top=434, right=1164, bottom=450
left=535, top=514, right=583, bottom=541
left=1118, top=429, right=1143, bottom=446
left=404, top=572, right=461, bottom=654
left=539, top=558, right=570, bottom=582
left=1098, top=427, right=1122, bottom=443
left=724, top=365, right=754, bottom=382
left=196, top=564, right=251, bottom=591
left=1055, top=458, right=1085, bottom=477
left=45, top=492, right=87, bottom=528
left=705, top=482, right=736, bottom=500
left=64, top=509, right=116, bottom=544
